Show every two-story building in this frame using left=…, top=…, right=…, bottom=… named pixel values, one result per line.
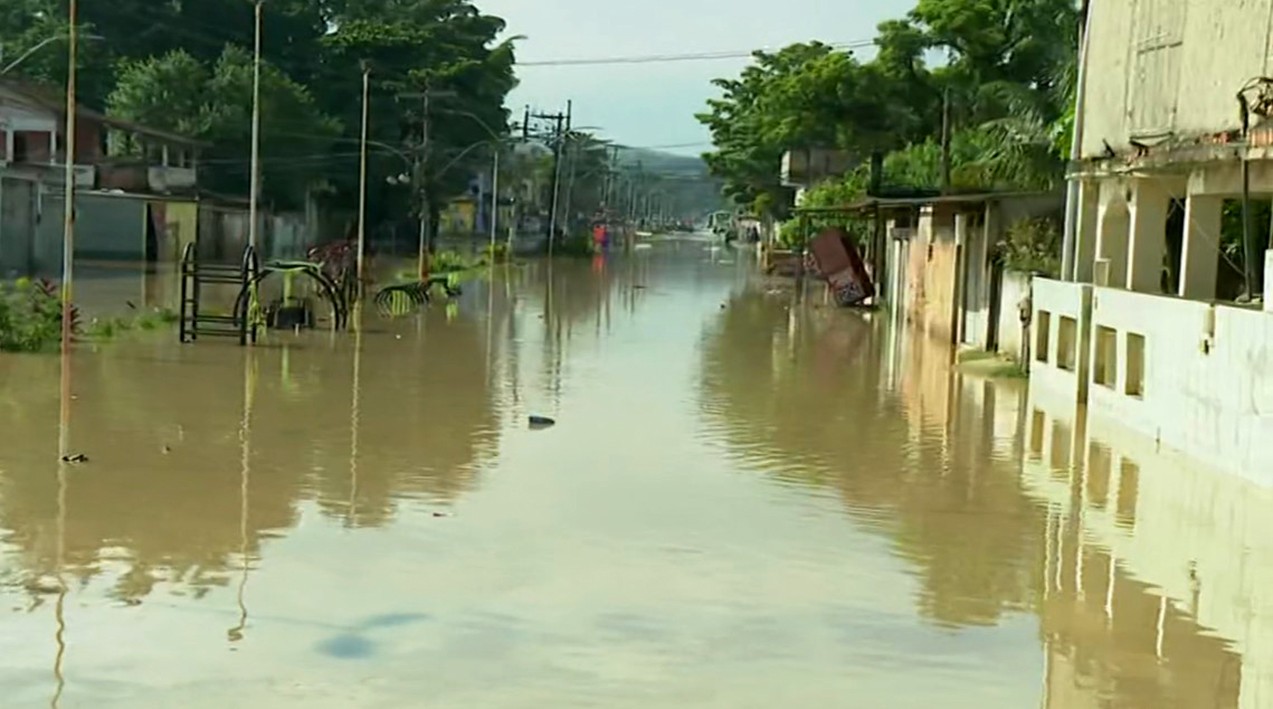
left=0, top=77, right=207, bottom=275
left=1031, top=1, right=1273, bottom=483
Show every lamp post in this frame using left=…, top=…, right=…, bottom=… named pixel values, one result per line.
left=436, top=108, right=507, bottom=262
left=0, top=33, right=102, bottom=76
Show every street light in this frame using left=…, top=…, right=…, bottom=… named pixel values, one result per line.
left=0, top=33, right=103, bottom=76
left=437, top=108, right=508, bottom=261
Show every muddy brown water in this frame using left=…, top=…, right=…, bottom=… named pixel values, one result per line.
left=0, top=241, right=1263, bottom=707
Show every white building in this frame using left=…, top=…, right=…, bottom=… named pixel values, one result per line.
left=1034, top=0, right=1273, bottom=483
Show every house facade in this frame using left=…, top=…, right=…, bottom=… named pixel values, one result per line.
left=0, top=78, right=207, bottom=274
left=872, top=192, right=1062, bottom=360
left=1032, top=1, right=1273, bottom=483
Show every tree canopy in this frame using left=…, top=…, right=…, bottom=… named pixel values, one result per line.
left=1, top=0, right=518, bottom=219
left=698, top=0, right=1080, bottom=226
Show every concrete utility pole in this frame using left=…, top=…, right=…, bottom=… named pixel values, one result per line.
left=398, top=86, right=456, bottom=277
left=1060, top=0, right=1094, bottom=281
left=248, top=0, right=264, bottom=255
left=489, top=145, right=500, bottom=257
left=534, top=100, right=571, bottom=255
left=60, top=0, right=79, bottom=363
left=356, top=64, right=371, bottom=292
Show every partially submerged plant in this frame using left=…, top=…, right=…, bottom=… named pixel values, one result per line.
left=0, top=279, right=79, bottom=353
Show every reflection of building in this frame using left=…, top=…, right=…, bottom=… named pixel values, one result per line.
left=1023, top=388, right=1272, bottom=708
left=700, top=295, right=1043, bottom=628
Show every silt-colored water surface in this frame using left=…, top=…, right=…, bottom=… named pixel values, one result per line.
left=0, top=241, right=1265, bottom=707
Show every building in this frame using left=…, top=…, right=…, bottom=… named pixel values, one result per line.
left=0, top=77, right=208, bottom=274
left=1031, top=1, right=1273, bottom=482
left=793, top=191, right=1059, bottom=359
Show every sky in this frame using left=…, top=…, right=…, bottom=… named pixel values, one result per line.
left=479, top=0, right=911, bottom=157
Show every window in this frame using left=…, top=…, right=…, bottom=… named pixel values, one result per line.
left=1129, top=0, right=1186, bottom=135
left=1126, top=333, right=1146, bottom=398
left=1094, top=326, right=1118, bottom=388
left=1035, top=310, right=1052, bottom=363
left=1057, top=316, right=1078, bottom=372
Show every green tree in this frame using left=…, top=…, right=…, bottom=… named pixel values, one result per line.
left=317, top=0, right=518, bottom=225
left=108, top=47, right=342, bottom=209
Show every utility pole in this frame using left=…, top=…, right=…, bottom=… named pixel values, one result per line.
left=535, top=100, right=571, bottom=255
left=248, top=0, right=263, bottom=255
left=356, top=64, right=370, bottom=295
left=562, top=133, right=579, bottom=234
left=940, top=86, right=952, bottom=194
left=60, top=0, right=78, bottom=363
left=398, top=86, right=454, bottom=277
left=489, top=145, right=500, bottom=257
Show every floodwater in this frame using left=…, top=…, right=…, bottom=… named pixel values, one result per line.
left=0, top=238, right=1268, bottom=707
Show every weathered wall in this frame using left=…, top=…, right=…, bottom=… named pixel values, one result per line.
left=1081, top=0, right=1273, bottom=157
left=22, top=193, right=164, bottom=273
left=0, top=177, right=35, bottom=275
left=997, top=271, right=1030, bottom=361
left=75, top=194, right=146, bottom=261
left=904, top=205, right=960, bottom=344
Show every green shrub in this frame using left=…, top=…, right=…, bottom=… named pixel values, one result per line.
left=999, top=217, right=1061, bottom=277
left=0, top=279, right=78, bottom=353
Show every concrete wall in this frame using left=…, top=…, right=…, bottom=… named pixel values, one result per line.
left=1081, top=0, right=1273, bottom=157
left=1032, top=277, right=1273, bottom=484
left=267, top=213, right=307, bottom=260
left=997, top=271, right=1029, bottom=361
left=75, top=194, right=146, bottom=261
left=903, top=204, right=960, bottom=344
left=0, top=177, right=35, bottom=276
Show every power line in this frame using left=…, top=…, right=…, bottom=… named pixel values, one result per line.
left=517, top=40, right=876, bottom=67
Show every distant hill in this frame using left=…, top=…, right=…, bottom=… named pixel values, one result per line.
left=615, top=147, right=708, bottom=177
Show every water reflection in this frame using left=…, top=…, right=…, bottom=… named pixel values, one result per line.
left=0, top=242, right=1268, bottom=706
left=700, top=291, right=1043, bottom=629
left=1024, top=390, right=1261, bottom=707
left=0, top=306, right=506, bottom=606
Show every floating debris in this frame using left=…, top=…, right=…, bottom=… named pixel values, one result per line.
left=529, top=415, right=556, bottom=429
left=60, top=454, right=88, bottom=464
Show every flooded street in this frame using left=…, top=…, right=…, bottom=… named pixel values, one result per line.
left=0, top=240, right=1265, bottom=707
